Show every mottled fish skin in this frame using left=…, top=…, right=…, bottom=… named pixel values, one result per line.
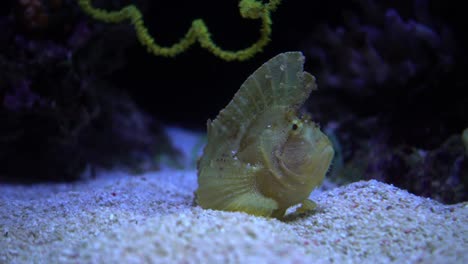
left=196, top=52, right=334, bottom=218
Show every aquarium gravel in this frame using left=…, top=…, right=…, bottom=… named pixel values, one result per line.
left=0, top=129, right=467, bottom=263
left=0, top=173, right=466, bottom=263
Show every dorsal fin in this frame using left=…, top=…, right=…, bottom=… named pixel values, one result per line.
left=205, top=52, right=316, bottom=157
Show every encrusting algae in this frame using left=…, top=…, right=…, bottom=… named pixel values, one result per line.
left=196, top=52, right=334, bottom=219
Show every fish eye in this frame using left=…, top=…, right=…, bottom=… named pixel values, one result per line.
left=292, top=123, right=298, bottom=130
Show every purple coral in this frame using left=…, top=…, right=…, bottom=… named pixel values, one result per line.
left=0, top=1, right=176, bottom=182
left=304, top=0, right=467, bottom=203
left=3, top=80, right=45, bottom=111
left=305, top=0, right=454, bottom=96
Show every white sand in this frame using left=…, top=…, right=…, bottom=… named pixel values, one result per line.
left=1, top=128, right=467, bottom=263
left=0, top=171, right=466, bottom=264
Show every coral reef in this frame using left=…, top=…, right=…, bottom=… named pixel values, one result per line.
left=77, top=0, right=282, bottom=61
left=0, top=1, right=177, bottom=182
left=1, top=0, right=465, bottom=204
left=304, top=0, right=467, bottom=203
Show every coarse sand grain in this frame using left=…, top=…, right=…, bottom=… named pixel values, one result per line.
left=1, top=127, right=467, bottom=263
left=0, top=169, right=466, bottom=264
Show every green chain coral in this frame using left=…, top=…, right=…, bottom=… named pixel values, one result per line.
left=77, top=0, right=282, bottom=61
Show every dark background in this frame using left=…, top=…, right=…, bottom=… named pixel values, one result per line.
left=2, top=0, right=467, bottom=192
left=94, top=0, right=466, bottom=128
left=1, top=0, right=466, bottom=129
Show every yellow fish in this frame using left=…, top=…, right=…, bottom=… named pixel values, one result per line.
left=196, top=52, right=334, bottom=218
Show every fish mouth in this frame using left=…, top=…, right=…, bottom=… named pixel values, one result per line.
left=321, top=145, right=334, bottom=156
left=319, top=145, right=335, bottom=166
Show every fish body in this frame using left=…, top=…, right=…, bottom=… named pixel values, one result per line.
left=196, top=52, right=334, bottom=218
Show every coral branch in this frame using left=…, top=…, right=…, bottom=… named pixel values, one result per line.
left=77, top=0, right=282, bottom=61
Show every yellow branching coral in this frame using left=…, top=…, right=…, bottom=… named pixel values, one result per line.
left=77, top=0, right=282, bottom=61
